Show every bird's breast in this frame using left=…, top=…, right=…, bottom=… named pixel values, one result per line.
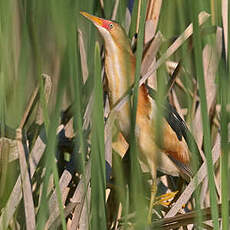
left=105, top=49, right=135, bottom=105
left=105, top=47, right=135, bottom=138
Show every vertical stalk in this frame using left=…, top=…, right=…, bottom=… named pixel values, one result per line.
left=190, top=1, right=219, bottom=229
left=129, top=0, right=147, bottom=228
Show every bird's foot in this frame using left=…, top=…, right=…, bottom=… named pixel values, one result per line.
left=153, top=191, right=178, bottom=206
left=147, top=191, right=178, bottom=224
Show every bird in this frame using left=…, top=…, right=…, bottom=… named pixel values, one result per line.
left=80, top=11, right=200, bottom=222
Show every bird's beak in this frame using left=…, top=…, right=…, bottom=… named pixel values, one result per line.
left=80, top=11, right=103, bottom=27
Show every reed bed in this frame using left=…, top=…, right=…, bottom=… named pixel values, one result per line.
left=0, top=0, right=229, bottom=229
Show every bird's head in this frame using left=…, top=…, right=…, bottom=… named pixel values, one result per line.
left=80, top=11, right=132, bottom=54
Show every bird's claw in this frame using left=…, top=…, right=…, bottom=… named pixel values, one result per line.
left=153, top=191, right=178, bottom=206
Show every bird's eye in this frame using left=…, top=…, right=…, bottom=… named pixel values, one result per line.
left=109, top=23, right=113, bottom=29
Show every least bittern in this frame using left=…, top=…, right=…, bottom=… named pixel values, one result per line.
left=80, top=11, right=200, bottom=222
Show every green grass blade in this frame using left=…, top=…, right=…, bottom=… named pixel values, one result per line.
left=128, top=0, right=139, bottom=38
left=90, top=42, right=106, bottom=230
left=37, top=67, right=67, bottom=230
left=190, top=1, right=219, bottom=229
left=129, top=0, right=148, bottom=228
left=219, top=60, right=229, bottom=230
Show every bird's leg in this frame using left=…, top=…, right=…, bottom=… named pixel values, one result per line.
left=147, top=180, right=178, bottom=223
left=148, top=179, right=157, bottom=224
